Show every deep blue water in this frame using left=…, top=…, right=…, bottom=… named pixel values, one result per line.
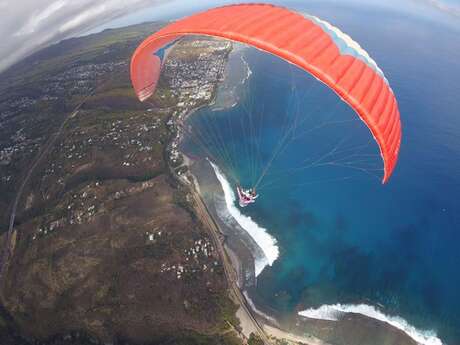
left=184, top=2, right=460, bottom=343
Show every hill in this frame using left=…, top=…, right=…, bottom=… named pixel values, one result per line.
left=0, top=21, right=241, bottom=345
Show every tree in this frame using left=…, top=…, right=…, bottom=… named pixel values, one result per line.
left=248, top=333, right=264, bottom=345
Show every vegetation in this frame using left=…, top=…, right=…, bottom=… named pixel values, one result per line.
left=248, top=333, right=264, bottom=345
left=0, top=20, right=242, bottom=345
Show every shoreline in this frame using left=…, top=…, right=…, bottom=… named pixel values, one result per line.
left=170, top=43, right=339, bottom=345
left=183, top=160, right=272, bottom=344
left=169, top=40, right=436, bottom=345
left=181, top=155, right=327, bottom=345
left=181, top=157, right=430, bottom=345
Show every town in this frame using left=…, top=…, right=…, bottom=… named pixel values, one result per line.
left=0, top=24, right=241, bottom=345
left=0, top=36, right=232, bottom=230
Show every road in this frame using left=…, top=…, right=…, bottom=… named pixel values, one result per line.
left=190, top=189, right=272, bottom=345
left=0, top=81, right=270, bottom=343
left=0, top=98, right=89, bottom=282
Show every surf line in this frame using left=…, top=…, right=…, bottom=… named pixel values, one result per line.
left=209, top=161, right=279, bottom=276
left=299, top=303, right=443, bottom=345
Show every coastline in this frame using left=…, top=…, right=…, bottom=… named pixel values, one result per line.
left=170, top=40, right=437, bottom=345
left=181, top=156, right=427, bottom=345
left=182, top=155, right=327, bottom=345
left=172, top=42, right=323, bottom=342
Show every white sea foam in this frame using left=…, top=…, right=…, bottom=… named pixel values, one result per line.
left=244, top=291, right=278, bottom=325
left=210, top=161, right=279, bottom=276
left=240, top=55, right=253, bottom=84
left=299, top=304, right=443, bottom=345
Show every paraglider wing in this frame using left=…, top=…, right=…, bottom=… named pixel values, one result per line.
left=131, top=35, right=179, bottom=102
left=130, top=3, right=401, bottom=183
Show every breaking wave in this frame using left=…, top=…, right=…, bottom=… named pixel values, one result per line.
left=298, top=304, right=443, bottom=345
left=241, top=55, right=252, bottom=84
left=244, top=291, right=278, bottom=325
left=210, top=161, right=279, bottom=276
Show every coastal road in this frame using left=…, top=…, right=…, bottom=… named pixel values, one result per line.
left=0, top=96, right=90, bottom=282
left=189, top=189, right=272, bottom=345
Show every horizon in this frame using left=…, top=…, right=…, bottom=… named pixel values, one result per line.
left=1, top=0, right=459, bottom=74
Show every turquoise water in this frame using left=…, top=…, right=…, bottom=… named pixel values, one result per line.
left=183, top=2, right=460, bottom=343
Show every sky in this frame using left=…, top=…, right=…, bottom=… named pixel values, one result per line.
left=0, top=0, right=169, bottom=72
left=0, top=0, right=459, bottom=73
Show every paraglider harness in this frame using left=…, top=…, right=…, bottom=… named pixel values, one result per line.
left=236, top=184, right=258, bottom=207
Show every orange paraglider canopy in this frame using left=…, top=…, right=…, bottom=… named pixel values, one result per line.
left=130, top=3, right=401, bottom=183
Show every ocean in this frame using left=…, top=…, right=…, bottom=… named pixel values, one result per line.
left=181, top=1, right=460, bottom=344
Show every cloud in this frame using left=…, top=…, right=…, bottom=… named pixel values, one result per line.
left=0, top=0, right=168, bottom=73
left=15, top=0, right=67, bottom=36
left=2, top=0, right=458, bottom=74
left=59, top=3, right=108, bottom=33
left=415, top=0, right=460, bottom=17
